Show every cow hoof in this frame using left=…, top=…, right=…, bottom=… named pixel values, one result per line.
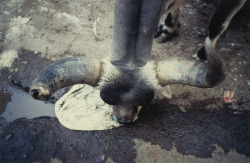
left=154, top=32, right=177, bottom=43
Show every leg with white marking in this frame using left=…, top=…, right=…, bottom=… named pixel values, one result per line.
left=155, top=8, right=180, bottom=43
left=195, top=0, right=246, bottom=60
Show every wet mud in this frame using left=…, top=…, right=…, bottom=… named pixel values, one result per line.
left=0, top=49, right=52, bottom=92
left=0, top=0, right=249, bottom=162
left=0, top=100, right=249, bottom=162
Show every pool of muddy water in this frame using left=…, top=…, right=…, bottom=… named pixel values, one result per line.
left=0, top=91, right=55, bottom=122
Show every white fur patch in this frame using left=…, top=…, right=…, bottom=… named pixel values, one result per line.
left=97, top=59, right=120, bottom=89
left=139, top=61, right=161, bottom=90
left=98, top=60, right=161, bottom=90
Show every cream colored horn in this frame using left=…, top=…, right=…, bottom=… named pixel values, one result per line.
left=156, top=37, right=225, bottom=88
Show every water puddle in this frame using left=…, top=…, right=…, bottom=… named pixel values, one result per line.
left=0, top=92, right=12, bottom=115
left=0, top=91, right=56, bottom=122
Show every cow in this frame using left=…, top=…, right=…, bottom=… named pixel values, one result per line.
left=30, top=0, right=246, bottom=124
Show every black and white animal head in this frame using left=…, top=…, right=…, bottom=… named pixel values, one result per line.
left=30, top=37, right=224, bottom=124
left=98, top=61, right=160, bottom=123
left=29, top=0, right=246, bottom=124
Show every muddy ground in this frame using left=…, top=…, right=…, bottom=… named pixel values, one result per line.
left=0, top=0, right=249, bottom=162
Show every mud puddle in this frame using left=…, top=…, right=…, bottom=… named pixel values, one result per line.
left=0, top=91, right=55, bottom=122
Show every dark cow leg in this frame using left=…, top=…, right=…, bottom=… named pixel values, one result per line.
left=195, top=0, right=246, bottom=60
left=155, top=8, right=180, bottom=43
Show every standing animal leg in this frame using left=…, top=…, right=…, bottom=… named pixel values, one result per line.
left=196, top=0, right=246, bottom=60
left=155, top=8, right=180, bottom=43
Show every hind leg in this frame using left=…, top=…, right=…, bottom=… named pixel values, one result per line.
left=195, top=0, right=246, bottom=60
left=155, top=8, right=180, bottom=43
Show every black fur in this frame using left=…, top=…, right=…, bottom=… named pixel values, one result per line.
left=197, top=47, right=207, bottom=60
left=100, top=68, right=155, bottom=106
left=209, top=0, right=243, bottom=40
left=165, top=13, right=174, bottom=28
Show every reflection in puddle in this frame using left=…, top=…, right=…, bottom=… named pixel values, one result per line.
left=0, top=92, right=12, bottom=115
left=0, top=91, right=55, bottom=122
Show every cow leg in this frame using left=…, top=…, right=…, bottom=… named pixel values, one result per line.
left=195, top=0, right=246, bottom=60
left=155, top=8, right=180, bottom=43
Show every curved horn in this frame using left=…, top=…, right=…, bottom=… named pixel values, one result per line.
left=30, top=57, right=102, bottom=100
left=156, top=37, right=225, bottom=88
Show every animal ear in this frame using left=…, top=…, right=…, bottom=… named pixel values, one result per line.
left=154, top=86, right=172, bottom=100
left=30, top=57, right=102, bottom=101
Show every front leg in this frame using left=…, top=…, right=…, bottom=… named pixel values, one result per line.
left=155, top=8, right=180, bottom=43
left=195, top=0, right=246, bottom=60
